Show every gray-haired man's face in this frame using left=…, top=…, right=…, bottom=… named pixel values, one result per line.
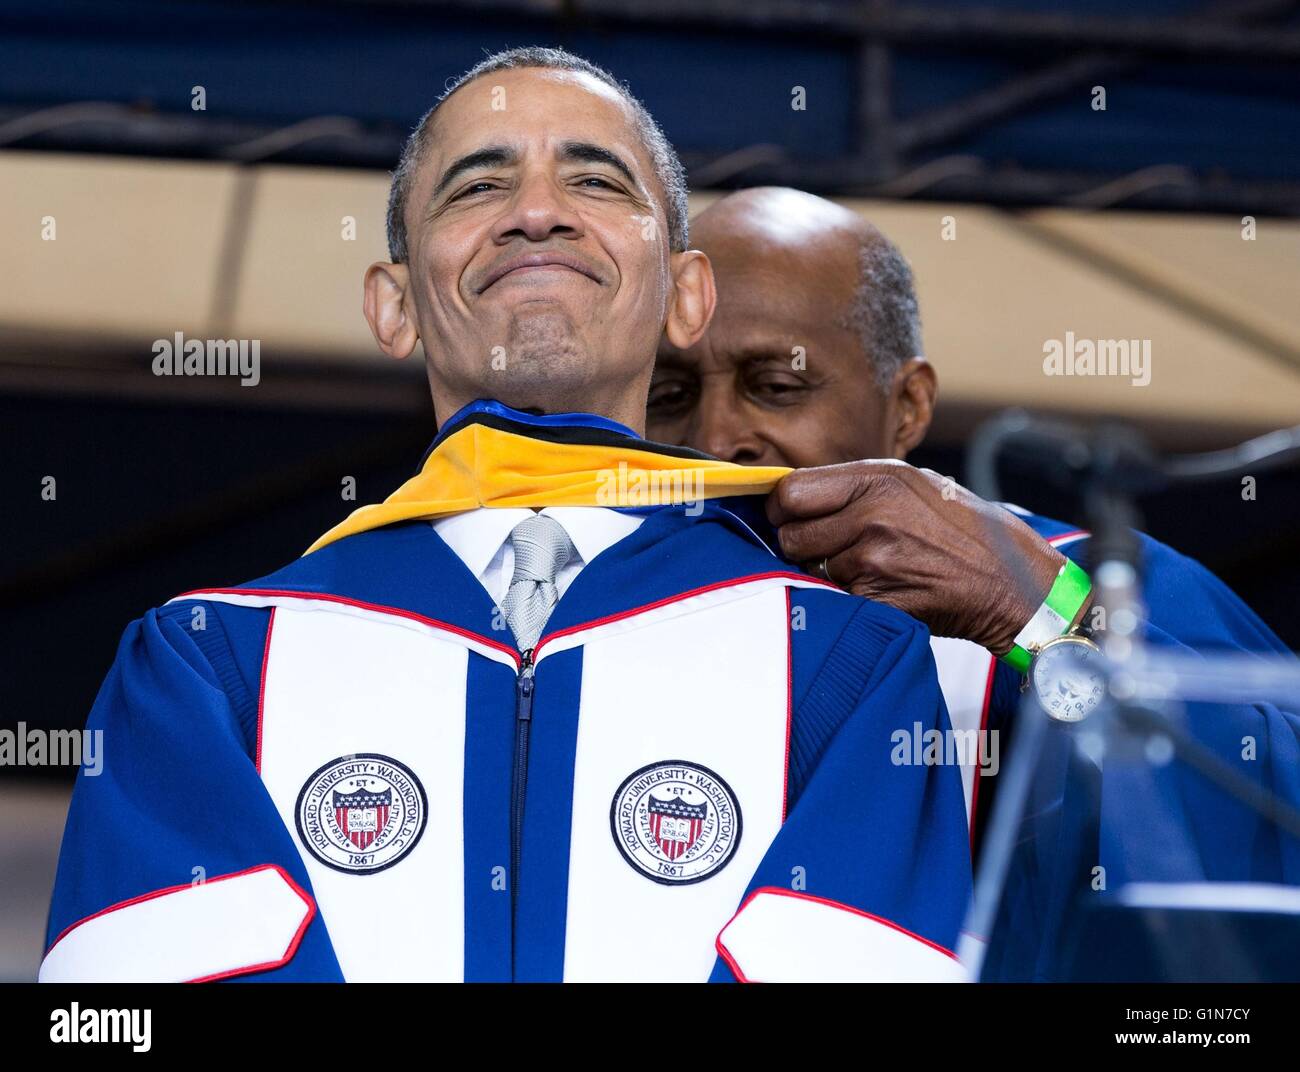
left=649, top=216, right=901, bottom=467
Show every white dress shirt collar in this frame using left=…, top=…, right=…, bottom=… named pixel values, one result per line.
left=431, top=506, right=644, bottom=607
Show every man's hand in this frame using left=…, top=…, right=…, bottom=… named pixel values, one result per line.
left=768, top=460, right=1068, bottom=656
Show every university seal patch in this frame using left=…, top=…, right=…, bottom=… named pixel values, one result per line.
left=295, top=753, right=428, bottom=875
left=610, top=760, right=742, bottom=885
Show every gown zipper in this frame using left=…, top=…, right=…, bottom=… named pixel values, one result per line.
left=510, top=647, right=535, bottom=975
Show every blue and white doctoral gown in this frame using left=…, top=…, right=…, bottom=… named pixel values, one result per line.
left=41, top=416, right=972, bottom=982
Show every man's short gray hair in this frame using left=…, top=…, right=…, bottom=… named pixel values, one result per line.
left=842, top=237, right=924, bottom=390
left=386, top=46, right=689, bottom=264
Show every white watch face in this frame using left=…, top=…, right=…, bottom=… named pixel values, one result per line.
left=1031, top=636, right=1105, bottom=722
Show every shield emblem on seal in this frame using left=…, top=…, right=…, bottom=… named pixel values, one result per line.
left=647, top=793, right=707, bottom=861
left=333, top=785, right=392, bottom=851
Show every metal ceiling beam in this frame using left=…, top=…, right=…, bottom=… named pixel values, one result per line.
left=0, top=104, right=401, bottom=166
left=675, top=153, right=1300, bottom=216
left=5, top=0, right=1299, bottom=215
left=4, top=112, right=1299, bottom=216
left=223, top=0, right=1300, bottom=60
left=376, top=0, right=1300, bottom=60
left=893, top=0, right=1298, bottom=154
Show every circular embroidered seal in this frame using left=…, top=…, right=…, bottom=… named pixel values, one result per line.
left=610, top=760, right=742, bottom=885
left=295, top=753, right=428, bottom=875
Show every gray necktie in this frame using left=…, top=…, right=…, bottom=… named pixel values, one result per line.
left=500, top=513, right=575, bottom=651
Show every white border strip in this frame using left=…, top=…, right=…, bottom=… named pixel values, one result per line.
left=717, top=888, right=968, bottom=983
left=40, top=864, right=314, bottom=983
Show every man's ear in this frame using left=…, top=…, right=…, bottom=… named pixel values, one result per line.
left=663, top=250, right=716, bottom=351
left=363, top=262, right=421, bottom=359
left=888, top=357, right=938, bottom=459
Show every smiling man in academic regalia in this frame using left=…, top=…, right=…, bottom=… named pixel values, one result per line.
left=41, top=50, right=972, bottom=984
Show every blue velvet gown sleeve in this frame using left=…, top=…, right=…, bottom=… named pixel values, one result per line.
left=43, top=604, right=343, bottom=981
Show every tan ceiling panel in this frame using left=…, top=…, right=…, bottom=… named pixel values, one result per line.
left=0, top=151, right=237, bottom=339
left=2, top=157, right=1296, bottom=435
left=826, top=199, right=1300, bottom=427
left=228, top=165, right=390, bottom=358
left=1021, top=209, right=1300, bottom=366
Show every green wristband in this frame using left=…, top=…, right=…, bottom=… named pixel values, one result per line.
left=1001, top=558, right=1092, bottom=673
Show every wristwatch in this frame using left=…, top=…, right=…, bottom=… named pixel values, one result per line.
left=1025, top=627, right=1105, bottom=722
left=1001, top=556, right=1105, bottom=721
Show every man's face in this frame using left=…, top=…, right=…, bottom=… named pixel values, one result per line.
left=402, top=68, right=673, bottom=422
left=647, top=230, right=892, bottom=466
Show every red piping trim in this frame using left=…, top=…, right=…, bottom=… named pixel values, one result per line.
left=173, top=587, right=521, bottom=666
left=533, top=570, right=837, bottom=657
left=717, top=934, right=747, bottom=983
left=44, top=863, right=317, bottom=983
left=177, top=575, right=838, bottom=667
left=968, top=654, right=998, bottom=853
left=715, top=886, right=960, bottom=983
left=254, top=607, right=276, bottom=775
left=1048, top=529, right=1089, bottom=547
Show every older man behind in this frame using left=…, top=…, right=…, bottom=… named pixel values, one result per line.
left=650, top=187, right=1300, bottom=978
